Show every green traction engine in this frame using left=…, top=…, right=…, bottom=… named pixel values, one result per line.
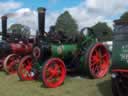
left=17, top=7, right=110, bottom=88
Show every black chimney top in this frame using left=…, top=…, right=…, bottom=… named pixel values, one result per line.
left=1, top=16, right=7, bottom=40
left=37, top=7, right=46, bottom=36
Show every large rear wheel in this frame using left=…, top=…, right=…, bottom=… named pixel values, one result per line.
left=85, top=43, right=110, bottom=78
left=42, top=58, right=66, bottom=88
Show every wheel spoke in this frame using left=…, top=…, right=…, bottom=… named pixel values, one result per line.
left=21, top=69, right=29, bottom=77
left=7, top=62, right=14, bottom=69
left=42, top=58, right=66, bottom=88
left=18, top=56, right=34, bottom=80
left=25, top=64, right=32, bottom=71
left=47, top=67, right=53, bottom=73
left=7, top=61, right=17, bottom=72
left=10, top=57, right=15, bottom=62
left=54, top=64, right=59, bottom=70
left=47, top=74, right=54, bottom=80
left=102, top=54, right=107, bottom=58
left=91, top=56, right=99, bottom=64
left=26, top=59, right=32, bottom=65
left=89, top=43, right=110, bottom=78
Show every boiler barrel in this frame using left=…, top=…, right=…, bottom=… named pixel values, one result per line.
left=51, top=44, right=77, bottom=59
left=112, top=20, right=128, bottom=69
left=10, top=43, right=33, bottom=55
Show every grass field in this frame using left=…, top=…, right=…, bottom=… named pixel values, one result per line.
left=0, top=72, right=112, bottom=96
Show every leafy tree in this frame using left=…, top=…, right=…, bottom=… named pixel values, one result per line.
left=49, top=25, right=56, bottom=33
left=55, top=11, right=78, bottom=37
left=8, top=24, right=30, bottom=39
left=120, top=12, right=128, bottom=20
left=91, top=22, right=112, bottom=41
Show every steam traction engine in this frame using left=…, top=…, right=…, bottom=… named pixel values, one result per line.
left=17, top=7, right=110, bottom=88
left=111, top=19, right=128, bottom=96
left=0, top=16, right=33, bottom=74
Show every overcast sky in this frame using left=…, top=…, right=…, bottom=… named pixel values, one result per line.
left=0, top=0, right=128, bottom=35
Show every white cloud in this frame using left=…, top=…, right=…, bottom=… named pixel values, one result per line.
left=86, top=0, right=128, bottom=16
left=0, top=1, right=22, bottom=15
left=64, top=0, right=128, bottom=30
left=65, top=6, right=103, bottom=29
left=4, top=0, right=128, bottom=35
left=9, top=8, right=60, bottom=35
left=45, top=12, right=60, bottom=31
left=0, top=0, right=22, bottom=32
left=9, top=8, right=37, bottom=35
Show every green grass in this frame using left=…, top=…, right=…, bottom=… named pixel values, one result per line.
left=0, top=72, right=112, bottom=96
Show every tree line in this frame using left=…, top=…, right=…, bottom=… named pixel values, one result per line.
left=8, top=11, right=128, bottom=41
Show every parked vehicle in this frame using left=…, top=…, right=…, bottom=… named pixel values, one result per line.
left=111, top=18, right=128, bottom=96
left=0, top=16, right=34, bottom=74
left=17, top=7, right=110, bottom=88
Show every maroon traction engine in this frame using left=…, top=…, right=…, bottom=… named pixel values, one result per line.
left=0, top=16, right=33, bottom=74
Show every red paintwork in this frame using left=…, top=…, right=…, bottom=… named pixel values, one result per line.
left=42, top=58, right=66, bottom=88
left=3, top=54, right=20, bottom=74
left=112, top=69, right=128, bottom=73
left=10, top=42, right=33, bottom=55
left=0, top=39, right=34, bottom=72
left=89, top=43, right=110, bottom=78
left=18, top=55, right=37, bottom=80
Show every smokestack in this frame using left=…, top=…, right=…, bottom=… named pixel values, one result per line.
left=1, top=16, right=7, bottom=40
left=37, top=7, right=46, bottom=36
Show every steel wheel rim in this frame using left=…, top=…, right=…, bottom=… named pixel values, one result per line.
left=89, top=43, right=110, bottom=78
left=42, top=58, right=66, bottom=88
left=18, top=56, right=35, bottom=80
left=4, top=54, right=19, bottom=74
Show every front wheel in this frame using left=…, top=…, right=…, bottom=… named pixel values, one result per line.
left=3, top=54, right=20, bottom=74
left=85, top=43, right=110, bottom=78
left=17, top=55, right=37, bottom=81
left=42, top=58, right=66, bottom=88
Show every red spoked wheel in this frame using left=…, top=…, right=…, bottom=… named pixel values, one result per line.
left=33, top=46, right=41, bottom=59
left=18, top=56, right=36, bottom=81
left=42, top=58, right=66, bottom=88
left=87, top=43, right=110, bottom=78
left=3, top=54, right=20, bottom=74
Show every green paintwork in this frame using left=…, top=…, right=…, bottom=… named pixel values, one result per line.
left=78, top=33, right=97, bottom=71
left=36, top=28, right=97, bottom=73
left=79, top=55, right=85, bottom=70
left=34, top=62, right=42, bottom=71
left=112, top=22, right=128, bottom=69
left=51, top=44, right=78, bottom=59
left=112, top=40, right=128, bottom=69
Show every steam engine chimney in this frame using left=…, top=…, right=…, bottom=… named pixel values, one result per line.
left=1, top=16, right=7, bottom=40
left=37, top=7, right=46, bottom=36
